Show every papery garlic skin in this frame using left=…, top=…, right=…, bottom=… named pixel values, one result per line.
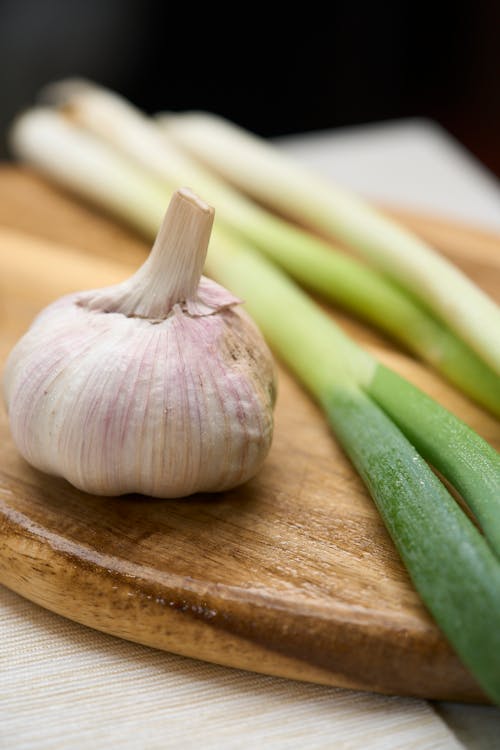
left=3, top=188, right=276, bottom=498
left=3, top=290, right=275, bottom=497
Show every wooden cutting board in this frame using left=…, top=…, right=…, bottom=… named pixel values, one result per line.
left=1, top=166, right=500, bottom=703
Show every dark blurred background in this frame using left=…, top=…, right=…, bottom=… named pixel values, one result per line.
left=0, top=0, right=499, bottom=174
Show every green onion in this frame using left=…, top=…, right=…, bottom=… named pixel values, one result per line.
left=10, top=104, right=500, bottom=703
left=35, top=80, right=500, bottom=418
left=160, top=110, right=500, bottom=379
left=213, top=238, right=500, bottom=704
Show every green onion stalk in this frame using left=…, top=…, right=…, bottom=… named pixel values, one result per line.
left=10, top=105, right=500, bottom=704
left=160, top=108, right=500, bottom=381
left=30, top=80, right=500, bottom=419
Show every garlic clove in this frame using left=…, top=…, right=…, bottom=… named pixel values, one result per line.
left=3, top=188, right=275, bottom=498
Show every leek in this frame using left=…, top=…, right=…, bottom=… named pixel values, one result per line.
left=33, top=80, right=500, bottom=418
left=160, top=110, right=500, bottom=378
left=9, top=106, right=500, bottom=703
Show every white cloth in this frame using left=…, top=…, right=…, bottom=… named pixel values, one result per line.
left=0, top=587, right=461, bottom=749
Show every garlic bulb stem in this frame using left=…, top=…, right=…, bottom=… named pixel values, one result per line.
left=86, top=187, right=214, bottom=319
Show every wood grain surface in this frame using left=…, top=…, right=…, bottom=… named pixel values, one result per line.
left=1, top=166, right=500, bottom=703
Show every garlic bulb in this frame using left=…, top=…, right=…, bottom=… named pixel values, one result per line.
left=3, top=188, right=275, bottom=497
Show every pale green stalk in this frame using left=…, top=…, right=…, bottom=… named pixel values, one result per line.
left=10, top=108, right=500, bottom=702
left=36, top=80, right=500, bottom=417
left=160, top=110, right=500, bottom=377
left=210, top=236, right=500, bottom=705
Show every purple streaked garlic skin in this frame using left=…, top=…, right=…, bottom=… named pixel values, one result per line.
left=2, top=188, right=276, bottom=498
